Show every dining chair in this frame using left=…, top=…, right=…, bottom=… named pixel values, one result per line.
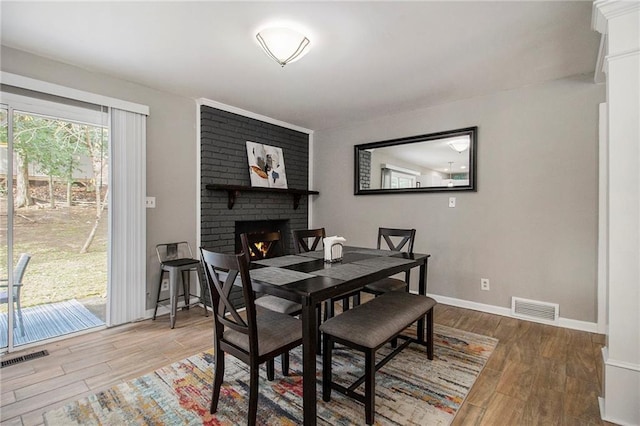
left=200, top=248, right=303, bottom=425
left=240, top=230, right=302, bottom=374
left=292, top=228, right=359, bottom=319
left=0, top=253, right=31, bottom=336
left=362, top=227, right=416, bottom=295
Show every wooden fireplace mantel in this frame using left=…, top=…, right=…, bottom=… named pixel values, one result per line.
left=205, top=184, right=319, bottom=210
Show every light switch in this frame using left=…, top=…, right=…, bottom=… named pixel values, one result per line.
left=448, top=197, right=456, bottom=208
left=146, top=197, right=156, bottom=208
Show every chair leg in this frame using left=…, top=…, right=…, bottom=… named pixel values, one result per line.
left=153, top=270, right=164, bottom=320
left=365, top=349, right=376, bottom=425
left=182, top=270, right=190, bottom=310
left=15, top=295, right=24, bottom=337
left=211, top=349, right=225, bottom=413
left=316, top=304, right=323, bottom=354
left=341, top=297, right=350, bottom=312
left=322, top=334, right=333, bottom=402
left=325, top=300, right=335, bottom=320
left=266, top=359, right=275, bottom=381
left=282, top=352, right=290, bottom=376
left=196, top=264, right=209, bottom=317
left=248, top=363, right=259, bottom=426
left=427, top=309, right=434, bottom=360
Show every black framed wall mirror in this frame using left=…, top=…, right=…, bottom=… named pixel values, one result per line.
left=354, top=126, right=477, bottom=194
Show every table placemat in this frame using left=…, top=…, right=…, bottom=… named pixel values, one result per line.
left=253, top=255, right=318, bottom=268
left=250, top=267, right=315, bottom=286
left=309, top=263, right=378, bottom=281
left=297, top=250, right=325, bottom=259
left=352, top=256, right=416, bottom=268
left=347, top=248, right=399, bottom=257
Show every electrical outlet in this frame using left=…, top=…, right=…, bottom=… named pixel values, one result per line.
left=146, top=196, right=156, bottom=208
left=161, top=279, right=169, bottom=291
left=449, top=197, right=456, bottom=208
left=481, top=278, right=490, bottom=291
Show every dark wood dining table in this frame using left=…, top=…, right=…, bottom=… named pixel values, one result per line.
left=247, top=246, right=431, bottom=426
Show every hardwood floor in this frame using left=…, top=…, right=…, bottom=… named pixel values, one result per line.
left=0, top=304, right=612, bottom=425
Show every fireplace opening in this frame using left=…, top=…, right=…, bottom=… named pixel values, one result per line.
left=235, top=220, right=290, bottom=259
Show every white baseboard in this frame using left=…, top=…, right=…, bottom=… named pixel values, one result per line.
left=599, top=347, right=640, bottom=425
left=148, top=293, right=599, bottom=334
left=425, top=293, right=599, bottom=333
left=144, top=296, right=205, bottom=319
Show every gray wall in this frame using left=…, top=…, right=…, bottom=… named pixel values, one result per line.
left=312, top=75, right=605, bottom=322
left=1, top=46, right=198, bottom=310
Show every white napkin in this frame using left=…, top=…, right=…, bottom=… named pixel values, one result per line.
left=323, top=236, right=346, bottom=261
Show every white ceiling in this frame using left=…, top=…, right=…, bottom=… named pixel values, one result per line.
left=0, top=1, right=599, bottom=131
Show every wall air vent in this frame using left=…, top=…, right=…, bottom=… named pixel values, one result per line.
left=511, top=297, right=559, bottom=324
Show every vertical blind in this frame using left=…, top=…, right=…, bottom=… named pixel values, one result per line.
left=108, top=108, right=146, bottom=325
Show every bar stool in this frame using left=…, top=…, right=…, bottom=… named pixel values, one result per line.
left=153, top=241, right=208, bottom=328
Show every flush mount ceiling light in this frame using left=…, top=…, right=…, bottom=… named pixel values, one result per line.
left=447, top=137, right=470, bottom=153
left=256, top=27, right=310, bottom=67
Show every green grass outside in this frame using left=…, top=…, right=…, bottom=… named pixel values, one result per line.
left=1, top=204, right=107, bottom=309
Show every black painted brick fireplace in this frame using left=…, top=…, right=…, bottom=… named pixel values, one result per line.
left=200, top=105, right=310, bottom=306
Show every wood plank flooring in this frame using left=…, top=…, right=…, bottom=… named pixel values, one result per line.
left=0, top=304, right=613, bottom=425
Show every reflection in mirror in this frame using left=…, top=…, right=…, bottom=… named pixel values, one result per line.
left=355, top=127, right=477, bottom=194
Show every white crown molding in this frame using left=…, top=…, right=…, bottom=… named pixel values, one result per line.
left=197, top=98, right=313, bottom=135
left=593, top=0, right=640, bottom=34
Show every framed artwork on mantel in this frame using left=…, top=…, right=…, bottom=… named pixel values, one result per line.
left=246, top=141, right=288, bottom=189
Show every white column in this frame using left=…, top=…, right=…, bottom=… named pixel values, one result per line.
left=593, top=2, right=640, bottom=425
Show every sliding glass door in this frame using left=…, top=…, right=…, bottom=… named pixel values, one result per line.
left=1, top=92, right=108, bottom=351
left=1, top=104, right=9, bottom=351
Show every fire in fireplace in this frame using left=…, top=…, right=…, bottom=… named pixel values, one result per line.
left=235, top=219, right=290, bottom=259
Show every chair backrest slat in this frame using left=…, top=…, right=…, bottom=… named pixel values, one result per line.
left=240, top=231, right=284, bottom=261
left=292, top=228, right=326, bottom=254
left=377, top=228, right=416, bottom=253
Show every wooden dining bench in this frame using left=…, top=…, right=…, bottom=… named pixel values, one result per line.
left=319, top=291, right=437, bottom=425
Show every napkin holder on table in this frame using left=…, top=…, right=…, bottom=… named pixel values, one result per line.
left=323, top=236, right=346, bottom=263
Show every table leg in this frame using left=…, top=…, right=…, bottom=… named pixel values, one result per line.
left=417, top=259, right=427, bottom=342
left=170, top=267, right=178, bottom=329
left=301, top=298, right=317, bottom=426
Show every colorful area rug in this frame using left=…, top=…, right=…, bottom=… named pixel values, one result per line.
left=43, top=324, right=497, bottom=425
left=0, top=299, right=104, bottom=347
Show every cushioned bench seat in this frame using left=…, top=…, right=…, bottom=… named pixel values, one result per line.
left=320, top=291, right=436, bottom=349
left=320, top=291, right=437, bottom=425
